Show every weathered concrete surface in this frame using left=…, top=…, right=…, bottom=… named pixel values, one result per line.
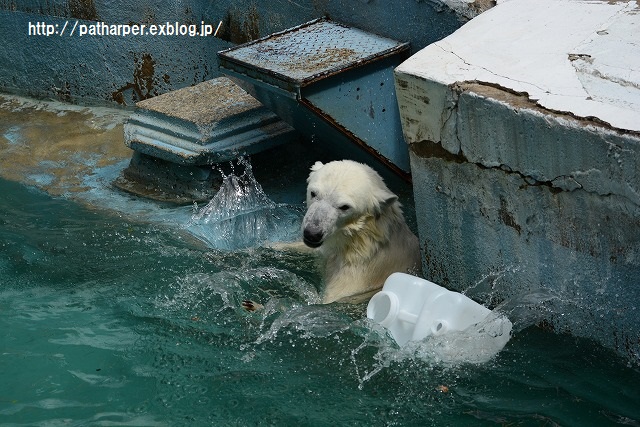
left=0, top=94, right=131, bottom=195
left=395, top=0, right=640, bottom=362
left=124, top=77, right=296, bottom=165
left=396, top=0, right=640, bottom=136
left=118, top=77, right=296, bottom=203
left=0, top=0, right=478, bottom=105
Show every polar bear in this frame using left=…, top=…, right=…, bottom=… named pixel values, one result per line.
left=302, top=160, right=421, bottom=304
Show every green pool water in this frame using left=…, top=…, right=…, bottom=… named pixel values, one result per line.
left=1, top=167, right=639, bottom=426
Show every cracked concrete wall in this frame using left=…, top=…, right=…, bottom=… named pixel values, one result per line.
left=456, top=84, right=640, bottom=204
left=404, top=82, right=640, bottom=362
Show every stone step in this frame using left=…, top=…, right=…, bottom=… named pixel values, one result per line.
left=124, top=76, right=296, bottom=166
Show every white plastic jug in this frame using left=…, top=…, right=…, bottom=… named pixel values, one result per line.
left=367, top=272, right=511, bottom=348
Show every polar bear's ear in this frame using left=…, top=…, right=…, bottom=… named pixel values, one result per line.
left=376, top=187, right=397, bottom=204
left=381, top=193, right=398, bottom=208
left=385, top=194, right=398, bottom=205
left=374, top=189, right=398, bottom=213
left=310, top=161, right=324, bottom=172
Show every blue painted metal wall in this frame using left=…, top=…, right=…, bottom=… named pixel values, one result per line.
left=0, top=0, right=463, bottom=105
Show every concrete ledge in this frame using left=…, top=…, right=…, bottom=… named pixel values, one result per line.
left=396, top=0, right=640, bottom=137
left=124, top=77, right=297, bottom=165
left=396, top=0, right=640, bottom=362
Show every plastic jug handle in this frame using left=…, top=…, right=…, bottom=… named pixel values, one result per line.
left=397, top=310, right=418, bottom=324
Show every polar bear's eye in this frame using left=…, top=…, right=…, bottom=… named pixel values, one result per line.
left=310, top=191, right=317, bottom=198
left=339, top=204, right=351, bottom=211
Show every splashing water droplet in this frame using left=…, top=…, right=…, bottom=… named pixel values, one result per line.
left=185, top=157, right=302, bottom=250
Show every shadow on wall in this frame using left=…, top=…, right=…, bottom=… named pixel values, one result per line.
left=68, top=0, right=99, bottom=20
left=1, top=0, right=99, bottom=19
left=219, top=4, right=260, bottom=44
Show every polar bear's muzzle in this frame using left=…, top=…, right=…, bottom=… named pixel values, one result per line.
left=303, top=200, right=337, bottom=248
left=303, top=227, right=324, bottom=248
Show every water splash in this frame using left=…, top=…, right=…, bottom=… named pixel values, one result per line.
left=186, top=157, right=302, bottom=250
left=190, top=157, right=274, bottom=223
left=349, top=310, right=515, bottom=389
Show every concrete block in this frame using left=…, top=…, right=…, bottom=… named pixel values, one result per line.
left=395, top=0, right=640, bottom=361
left=124, top=77, right=296, bottom=166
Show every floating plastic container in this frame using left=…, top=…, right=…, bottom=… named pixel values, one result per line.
left=367, top=273, right=512, bottom=348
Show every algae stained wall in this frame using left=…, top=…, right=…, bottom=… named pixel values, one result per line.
left=0, top=0, right=463, bottom=106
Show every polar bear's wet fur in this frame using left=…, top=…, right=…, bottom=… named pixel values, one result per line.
left=302, top=160, right=421, bottom=304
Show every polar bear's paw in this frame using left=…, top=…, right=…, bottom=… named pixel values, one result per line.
left=241, top=300, right=264, bottom=312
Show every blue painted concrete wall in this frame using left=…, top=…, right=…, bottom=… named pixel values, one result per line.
left=0, top=0, right=463, bottom=105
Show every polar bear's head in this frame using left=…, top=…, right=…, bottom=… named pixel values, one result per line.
left=302, top=160, right=398, bottom=249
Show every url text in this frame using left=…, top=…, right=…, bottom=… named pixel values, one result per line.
left=28, top=20, right=223, bottom=37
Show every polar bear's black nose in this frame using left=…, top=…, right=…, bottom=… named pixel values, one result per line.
left=303, top=228, right=324, bottom=248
